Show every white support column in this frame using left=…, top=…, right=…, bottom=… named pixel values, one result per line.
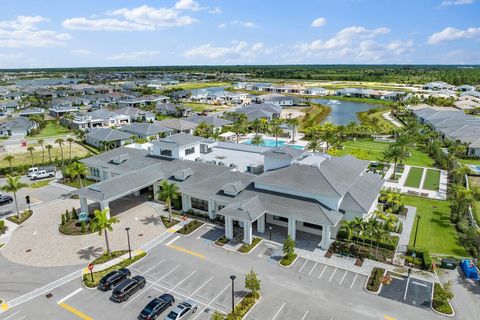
left=100, top=201, right=110, bottom=218
left=79, top=196, right=88, bottom=214
left=225, top=216, right=234, bottom=239
left=244, top=221, right=252, bottom=245
left=288, top=217, right=296, bottom=241
left=320, top=225, right=332, bottom=249
left=257, top=214, right=265, bottom=233
left=208, top=199, right=216, bottom=220
left=182, top=193, right=191, bottom=212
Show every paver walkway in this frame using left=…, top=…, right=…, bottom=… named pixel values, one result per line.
left=383, top=112, right=403, bottom=127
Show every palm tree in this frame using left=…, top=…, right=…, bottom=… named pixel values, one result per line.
left=251, top=134, right=264, bottom=146
left=251, top=119, right=262, bottom=134
left=45, top=144, right=53, bottom=162
left=27, top=146, right=35, bottom=167
left=66, top=137, right=75, bottom=160
left=341, top=220, right=355, bottom=244
left=270, top=119, right=283, bottom=147
left=1, top=175, right=28, bottom=219
left=89, top=208, right=119, bottom=255
left=55, top=138, right=65, bottom=167
left=231, top=122, right=244, bottom=144
left=66, top=162, right=88, bottom=188
left=287, top=118, right=299, bottom=143
left=4, top=155, right=14, bottom=173
left=37, top=139, right=45, bottom=164
left=351, top=217, right=364, bottom=244
left=383, top=144, right=407, bottom=180
left=157, top=180, right=179, bottom=223
left=307, top=139, right=322, bottom=152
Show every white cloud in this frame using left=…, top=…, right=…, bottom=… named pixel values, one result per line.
left=106, top=51, right=159, bottom=61
left=232, top=20, right=260, bottom=28
left=0, top=15, right=70, bottom=47
left=184, top=41, right=270, bottom=61
left=175, top=0, right=201, bottom=11
left=218, top=23, right=226, bottom=29
left=441, top=0, right=473, bottom=6
left=311, top=17, right=327, bottom=27
left=428, top=26, right=480, bottom=44
left=72, top=49, right=92, bottom=55
left=62, top=17, right=154, bottom=31
left=294, top=26, right=412, bottom=63
left=209, top=7, right=222, bottom=14
left=63, top=5, right=197, bottom=31
left=0, top=52, right=25, bottom=68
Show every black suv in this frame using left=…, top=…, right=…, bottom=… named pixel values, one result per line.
left=0, top=195, right=13, bottom=206
left=98, top=268, right=131, bottom=291
left=111, top=275, right=146, bottom=302
left=139, top=294, right=175, bottom=320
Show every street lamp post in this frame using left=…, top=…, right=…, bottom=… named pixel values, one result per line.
left=125, top=227, right=132, bottom=260
left=413, top=215, right=421, bottom=247
left=230, top=275, right=236, bottom=316
left=269, top=226, right=272, bottom=240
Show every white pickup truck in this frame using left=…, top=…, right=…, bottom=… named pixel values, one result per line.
left=29, top=167, right=56, bottom=180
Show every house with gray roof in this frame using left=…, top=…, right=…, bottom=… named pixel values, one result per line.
left=68, top=109, right=131, bottom=131
left=19, top=107, right=45, bottom=117
left=155, top=118, right=198, bottom=134
left=120, top=122, right=173, bottom=139
left=85, top=127, right=133, bottom=150
left=232, top=103, right=282, bottom=122
left=75, top=134, right=383, bottom=248
left=116, top=107, right=155, bottom=122
left=185, top=115, right=232, bottom=132
left=0, top=117, right=38, bottom=137
left=156, top=103, right=192, bottom=117
left=49, top=105, right=80, bottom=118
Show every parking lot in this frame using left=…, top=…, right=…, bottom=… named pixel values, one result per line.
left=0, top=223, right=445, bottom=320
left=379, top=272, right=433, bottom=310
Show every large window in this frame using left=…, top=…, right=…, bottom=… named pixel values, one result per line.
left=185, top=147, right=195, bottom=155
left=272, top=215, right=288, bottom=223
left=303, top=222, right=322, bottom=230
left=191, top=197, right=208, bottom=211
left=90, top=167, right=100, bottom=177
left=160, top=149, right=172, bottom=157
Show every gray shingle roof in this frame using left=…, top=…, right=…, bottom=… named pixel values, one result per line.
left=85, top=128, right=132, bottom=142
left=263, top=146, right=304, bottom=160
left=0, top=117, right=36, bottom=130
left=185, top=115, right=233, bottom=127
left=219, top=196, right=266, bottom=222
left=120, top=123, right=172, bottom=137
left=156, top=118, right=197, bottom=131
left=151, top=132, right=205, bottom=147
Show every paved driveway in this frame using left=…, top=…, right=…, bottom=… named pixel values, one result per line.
left=1, top=197, right=167, bottom=267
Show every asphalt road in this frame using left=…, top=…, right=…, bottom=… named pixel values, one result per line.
left=0, top=223, right=449, bottom=320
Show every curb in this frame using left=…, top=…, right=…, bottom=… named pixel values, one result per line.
left=175, top=221, right=206, bottom=237
left=364, top=268, right=386, bottom=295
left=430, top=283, right=455, bottom=317
left=241, top=293, right=262, bottom=320
left=278, top=254, right=298, bottom=268
left=237, top=238, right=263, bottom=255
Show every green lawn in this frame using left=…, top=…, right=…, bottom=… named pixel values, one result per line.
left=405, top=195, right=468, bottom=257
left=423, top=169, right=441, bottom=191
left=404, top=167, right=424, bottom=188
left=183, top=102, right=231, bottom=113
left=337, top=139, right=435, bottom=167
left=459, top=158, right=480, bottom=166
left=29, top=179, right=52, bottom=189
left=474, top=202, right=480, bottom=226
left=27, top=121, right=71, bottom=139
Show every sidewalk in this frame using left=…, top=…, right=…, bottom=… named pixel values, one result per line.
left=383, top=112, right=403, bottom=127
left=82, top=249, right=146, bottom=274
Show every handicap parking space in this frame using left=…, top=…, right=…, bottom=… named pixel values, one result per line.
left=379, top=272, right=432, bottom=310
left=198, top=225, right=224, bottom=243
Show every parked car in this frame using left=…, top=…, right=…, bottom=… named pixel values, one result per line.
left=164, top=300, right=198, bottom=320
left=30, top=169, right=55, bottom=180
left=139, top=294, right=175, bottom=320
left=111, top=275, right=146, bottom=302
left=0, top=195, right=13, bottom=206
left=27, top=166, right=56, bottom=178
left=98, top=268, right=131, bottom=291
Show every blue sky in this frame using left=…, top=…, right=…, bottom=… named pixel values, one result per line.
left=1, top=0, right=479, bottom=68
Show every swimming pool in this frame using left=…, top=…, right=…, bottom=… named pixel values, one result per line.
left=468, top=165, right=480, bottom=175
left=242, top=138, right=304, bottom=149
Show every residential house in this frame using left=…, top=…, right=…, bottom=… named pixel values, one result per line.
left=185, top=115, right=233, bottom=132
left=116, top=107, right=155, bottom=122
left=423, top=81, right=456, bottom=91
left=0, top=117, right=37, bottom=137
left=49, top=105, right=80, bottom=118
left=68, top=110, right=131, bottom=131
left=19, top=107, right=45, bottom=117
left=155, top=118, right=198, bottom=134
left=156, top=103, right=192, bottom=117
left=85, top=127, right=133, bottom=149
left=120, top=122, right=173, bottom=140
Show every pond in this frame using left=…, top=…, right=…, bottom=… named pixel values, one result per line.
left=310, top=98, right=381, bottom=125
left=14, top=78, right=81, bottom=87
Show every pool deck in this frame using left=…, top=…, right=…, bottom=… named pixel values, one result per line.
left=240, top=134, right=308, bottom=149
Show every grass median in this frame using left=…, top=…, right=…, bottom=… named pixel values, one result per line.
left=404, top=167, right=424, bottom=188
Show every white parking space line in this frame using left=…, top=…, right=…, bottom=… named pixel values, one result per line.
left=339, top=271, right=347, bottom=286
left=328, top=268, right=337, bottom=282
left=191, top=284, right=231, bottom=320
left=56, top=288, right=83, bottom=304
left=271, top=302, right=286, bottom=320
left=298, top=259, right=309, bottom=273
left=412, top=281, right=428, bottom=287
left=188, top=276, right=214, bottom=299
left=165, top=235, right=180, bottom=246
left=351, top=274, right=358, bottom=288
left=308, top=262, right=318, bottom=276
left=168, top=270, right=197, bottom=293
left=2, top=312, right=19, bottom=320
left=141, top=259, right=166, bottom=274
left=404, top=277, right=411, bottom=300
left=318, top=265, right=328, bottom=279
left=300, top=310, right=309, bottom=320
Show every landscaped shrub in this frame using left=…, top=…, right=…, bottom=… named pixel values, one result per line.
left=177, top=219, right=204, bottom=235
left=160, top=216, right=180, bottom=228
left=65, top=209, right=70, bottom=222
left=432, top=283, right=454, bottom=315
left=215, top=235, right=230, bottom=246
left=61, top=214, right=66, bottom=226
left=366, top=267, right=385, bottom=292
left=406, top=247, right=433, bottom=271
left=80, top=221, right=86, bottom=233
left=0, top=220, right=6, bottom=234
left=71, top=207, right=78, bottom=220
left=238, top=237, right=261, bottom=253
left=7, top=210, right=33, bottom=225
left=329, top=241, right=369, bottom=260
left=336, top=230, right=399, bottom=251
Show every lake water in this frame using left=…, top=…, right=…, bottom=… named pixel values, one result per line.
left=310, top=98, right=380, bottom=125
left=14, top=78, right=81, bottom=87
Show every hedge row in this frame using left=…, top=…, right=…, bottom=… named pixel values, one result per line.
left=337, top=229, right=399, bottom=251
left=407, top=246, right=433, bottom=271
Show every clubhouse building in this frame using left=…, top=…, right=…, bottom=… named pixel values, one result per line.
left=75, top=133, right=384, bottom=249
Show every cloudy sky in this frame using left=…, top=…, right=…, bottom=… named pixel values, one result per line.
left=1, top=0, right=479, bottom=68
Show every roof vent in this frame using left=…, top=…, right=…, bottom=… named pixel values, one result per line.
left=112, top=153, right=129, bottom=164
left=173, top=167, right=193, bottom=181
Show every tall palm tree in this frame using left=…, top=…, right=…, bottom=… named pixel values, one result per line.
left=1, top=175, right=28, bottom=219
left=27, top=146, right=35, bottom=167
left=66, top=162, right=88, bottom=188
left=307, top=139, right=322, bottom=152
left=89, top=208, right=119, bottom=255
left=66, top=137, right=75, bottom=160
left=55, top=138, right=65, bottom=168
left=4, top=155, right=14, bottom=173
left=270, top=120, right=283, bottom=147
left=37, top=139, right=45, bottom=164
left=231, top=122, right=244, bottom=144
left=383, top=144, right=407, bottom=180
left=251, top=119, right=262, bottom=134
left=157, top=180, right=179, bottom=223
left=45, top=144, right=53, bottom=162
left=251, top=134, right=264, bottom=146
left=287, top=118, right=299, bottom=143
left=351, top=217, right=364, bottom=245
left=341, top=220, right=355, bottom=244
